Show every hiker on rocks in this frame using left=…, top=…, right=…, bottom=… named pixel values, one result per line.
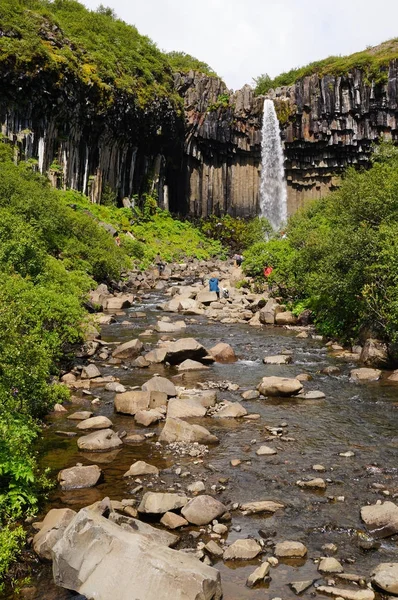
left=209, top=274, right=220, bottom=299
left=155, top=254, right=166, bottom=275
left=263, top=266, right=273, bottom=278
left=233, top=253, right=243, bottom=267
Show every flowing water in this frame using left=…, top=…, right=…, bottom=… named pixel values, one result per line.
left=6, top=291, right=398, bottom=600
left=260, top=99, right=287, bottom=231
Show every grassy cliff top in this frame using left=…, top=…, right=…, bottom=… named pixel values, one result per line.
left=0, top=0, right=218, bottom=109
left=254, top=38, right=398, bottom=95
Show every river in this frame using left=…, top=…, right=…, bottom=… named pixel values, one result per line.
left=7, top=289, right=398, bottom=600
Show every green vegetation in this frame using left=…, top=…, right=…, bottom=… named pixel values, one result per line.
left=0, top=0, right=180, bottom=109
left=0, top=142, right=129, bottom=586
left=243, top=141, right=398, bottom=345
left=166, top=51, right=217, bottom=77
left=253, top=38, right=398, bottom=94
left=62, top=191, right=225, bottom=267
left=208, top=93, right=230, bottom=112
left=200, top=215, right=272, bottom=253
left=0, top=141, right=224, bottom=584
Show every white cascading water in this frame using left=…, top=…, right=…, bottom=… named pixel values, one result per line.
left=260, top=98, right=287, bottom=230
left=38, top=137, right=45, bottom=174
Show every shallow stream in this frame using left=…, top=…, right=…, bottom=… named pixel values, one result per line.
left=7, top=291, right=398, bottom=600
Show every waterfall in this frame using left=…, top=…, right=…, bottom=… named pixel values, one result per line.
left=38, top=137, right=45, bottom=174
left=260, top=99, right=287, bottom=230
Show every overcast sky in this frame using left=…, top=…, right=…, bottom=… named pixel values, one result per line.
left=81, top=0, right=398, bottom=90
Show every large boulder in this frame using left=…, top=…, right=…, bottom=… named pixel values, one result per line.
left=177, top=359, right=209, bottom=372
left=212, top=401, right=247, bottom=418
left=371, top=563, right=398, bottom=594
left=134, top=409, right=164, bottom=427
left=159, top=418, right=218, bottom=444
left=138, top=492, right=188, bottom=515
left=263, top=355, right=292, bottom=365
left=76, top=416, right=113, bottom=430
left=142, top=376, right=177, bottom=397
left=33, top=508, right=76, bottom=560
left=179, top=389, right=217, bottom=408
left=223, top=539, right=262, bottom=561
left=52, top=509, right=222, bottom=600
left=155, top=320, right=187, bottom=333
left=208, top=342, right=237, bottom=363
left=275, top=540, right=307, bottom=558
left=167, top=398, right=207, bottom=419
left=275, top=311, right=298, bottom=325
left=81, top=364, right=101, bottom=379
left=124, top=461, right=159, bottom=477
left=181, top=496, right=226, bottom=526
left=112, top=339, right=143, bottom=360
left=257, top=376, right=303, bottom=397
left=57, top=465, right=102, bottom=490
left=350, top=367, right=382, bottom=382
left=104, top=294, right=134, bottom=311
left=259, top=298, right=280, bottom=325
left=77, top=429, right=123, bottom=452
left=360, top=339, right=389, bottom=368
left=162, top=338, right=209, bottom=365
left=196, top=291, right=218, bottom=305
left=144, top=348, right=168, bottom=364
left=360, top=501, right=398, bottom=537
left=114, top=391, right=150, bottom=415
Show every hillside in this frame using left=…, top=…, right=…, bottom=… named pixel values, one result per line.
left=254, top=38, right=398, bottom=94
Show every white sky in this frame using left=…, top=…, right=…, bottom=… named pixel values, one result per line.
left=81, top=0, right=398, bottom=90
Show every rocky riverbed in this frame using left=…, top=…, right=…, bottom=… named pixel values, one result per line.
left=8, top=260, right=398, bottom=600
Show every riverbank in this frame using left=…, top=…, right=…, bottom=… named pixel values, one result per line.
left=10, top=259, right=398, bottom=600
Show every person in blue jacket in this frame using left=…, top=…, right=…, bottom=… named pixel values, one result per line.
left=209, top=274, right=220, bottom=299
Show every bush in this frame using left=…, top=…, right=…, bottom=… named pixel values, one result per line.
left=200, top=215, right=272, bottom=253
left=242, top=141, right=398, bottom=344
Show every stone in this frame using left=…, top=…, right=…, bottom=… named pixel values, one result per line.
left=315, top=586, right=374, bottom=600
left=360, top=339, right=389, bottom=368
left=138, top=492, right=188, bottom=515
left=371, top=562, right=398, bottom=594
left=144, top=348, right=168, bottom=364
left=177, top=359, right=209, bottom=371
left=275, top=311, right=298, bottom=325
left=61, top=372, right=77, bottom=384
left=350, top=368, right=382, bottom=382
left=124, top=434, right=146, bottom=444
left=223, top=539, right=262, bottom=561
left=104, top=295, right=134, bottom=311
left=256, top=445, right=277, bottom=456
left=114, top=391, right=150, bottom=415
left=142, top=376, right=177, bottom=397
left=360, top=501, right=398, bottom=537
left=318, top=557, right=344, bottom=573
left=179, top=389, right=217, bottom=407
left=259, top=298, right=280, bottom=325
left=123, top=461, right=159, bottom=477
left=76, top=416, right=113, bottom=430
left=274, top=541, right=307, bottom=558
left=322, top=366, right=341, bottom=376
left=196, top=291, right=218, bottom=304
left=296, top=373, right=312, bottom=381
left=297, top=478, right=326, bottom=490
left=181, top=495, right=226, bottom=526
left=134, top=409, right=164, bottom=426
left=187, top=481, right=205, bottom=494
left=132, top=356, right=150, bottom=368
left=304, top=390, right=326, bottom=399
left=209, top=342, right=237, bottom=363
left=163, top=338, right=209, bottom=365
left=257, top=376, right=303, bottom=397
left=112, top=339, right=143, bottom=360
left=155, top=320, right=187, bottom=333
left=213, top=524, right=228, bottom=535
left=57, top=465, right=102, bottom=490
left=105, top=382, right=126, bottom=393
left=159, top=418, right=219, bottom=444
left=160, top=512, right=188, bottom=529
left=212, top=401, right=247, bottom=418
left=77, top=429, right=123, bottom=452
left=53, top=403, right=67, bottom=412
left=205, top=541, right=224, bottom=558
left=33, top=508, right=76, bottom=560
left=81, top=364, right=101, bottom=379
left=241, top=389, right=260, bottom=400
left=52, top=509, right=222, bottom=600
left=67, top=411, right=93, bottom=420
left=290, top=580, right=315, bottom=595
left=246, top=562, right=270, bottom=587
left=263, top=355, right=292, bottom=364
left=240, top=501, right=284, bottom=514
left=167, top=398, right=207, bottom=419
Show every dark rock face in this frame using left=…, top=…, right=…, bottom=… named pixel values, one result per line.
left=2, top=20, right=398, bottom=218
left=268, top=61, right=398, bottom=213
